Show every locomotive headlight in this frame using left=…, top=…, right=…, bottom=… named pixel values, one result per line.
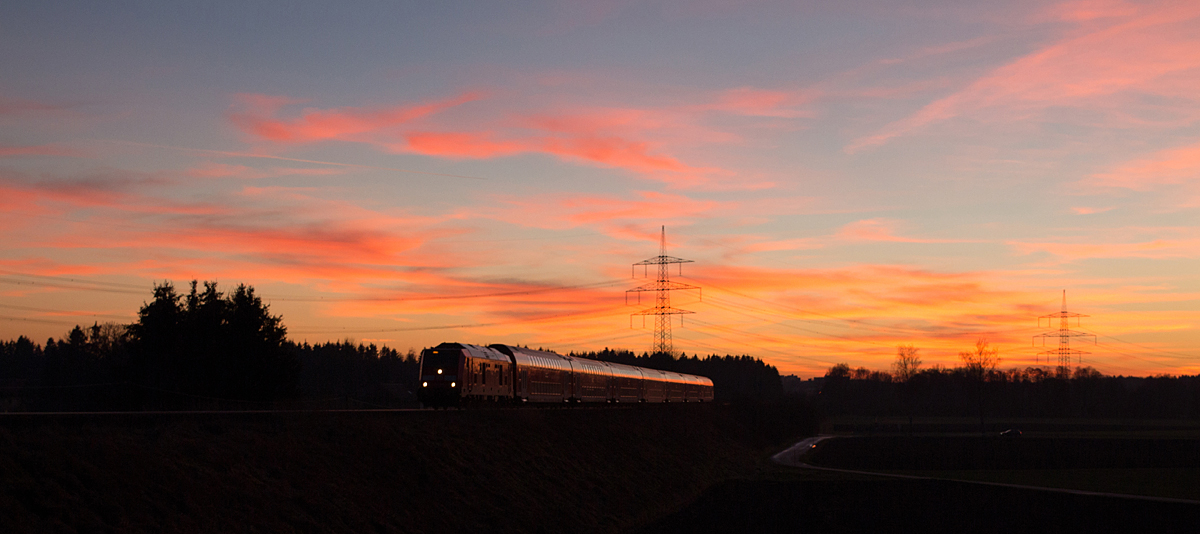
left=437, top=369, right=443, bottom=374
left=422, top=382, right=428, bottom=387
left=451, top=382, right=456, bottom=387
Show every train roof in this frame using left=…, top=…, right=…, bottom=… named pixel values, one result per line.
left=489, top=344, right=573, bottom=372
left=600, top=360, right=645, bottom=380
left=430, top=342, right=511, bottom=363
left=446, top=342, right=716, bottom=384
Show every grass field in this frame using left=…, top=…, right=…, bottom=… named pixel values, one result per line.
left=822, top=415, right=1200, bottom=438
left=641, top=467, right=1200, bottom=533
left=643, top=419, right=1200, bottom=533
left=809, top=416, right=1200, bottom=502
left=0, top=403, right=816, bottom=533
left=882, top=468, right=1200, bottom=501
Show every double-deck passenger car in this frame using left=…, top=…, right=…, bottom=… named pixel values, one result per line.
left=417, top=342, right=715, bottom=407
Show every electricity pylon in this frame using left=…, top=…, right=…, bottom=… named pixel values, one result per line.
left=627, top=226, right=700, bottom=358
left=1034, top=290, right=1096, bottom=378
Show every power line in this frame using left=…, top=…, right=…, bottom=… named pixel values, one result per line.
left=0, top=270, right=149, bottom=291
left=0, top=303, right=131, bottom=321
left=682, top=274, right=975, bottom=337
left=1093, top=332, right=1197, bottom=360
left=0, top=314, right=87, bottom=326
left=678, top=318, right=844, bottom=363
left=269, top=280, right=625, bottom=303
left=289, top=304, right=631, bottom=335
left=0, top=269, right=625, bottom=303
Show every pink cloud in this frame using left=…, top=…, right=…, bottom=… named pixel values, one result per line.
left=184, top=162, right=349, bottom=180
left=226, top=83, right=809, bottom=189
left=1070, top=206, right=1114, bottom=214
left=1087, top=140, right=1200, bottom=191
left=848, top=1, right=1200, bottom=152
left=0, top=178, right=231, bottom=218
left=698, top=86, right=815, bottom=118
left=1036, top=0, right=1140, bottom=22
left=401, top=119, right=722, bottom=187
left=835, top=218, right=974, bottom=244
left=479, top=191, right=727, bottom=236
left=404, top=131, right=527, bottom=158
left=228, top=92, right=482, bottom=144
left=0, top=95, right=71, bottom=116
left=1009, top=228, right=1200, bottom=260
left=0, top=144, right=84, bottom=158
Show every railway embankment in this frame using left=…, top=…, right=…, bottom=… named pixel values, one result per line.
left=0, top=402, right=816, bottom=533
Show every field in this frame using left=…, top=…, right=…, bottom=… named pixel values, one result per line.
left=643, top=417, right=1200, bottom=533
left=811, top=416, right=1200, bottom=501
left=0, top=403, right=815, bottom=533
left=7, top=408, right=1200, bottom=533
left=641, top=468, right=1200, bottom=533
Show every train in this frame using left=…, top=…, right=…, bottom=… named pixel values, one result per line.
left=417, top=342, right=715, bottom=407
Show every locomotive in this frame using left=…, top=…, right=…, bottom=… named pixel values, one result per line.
left=418, top=342, right=714, bottom=407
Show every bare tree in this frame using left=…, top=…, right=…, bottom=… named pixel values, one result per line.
left=959, top=338, right=1000, bottom=435
left=959, top=338, right=1000, bottom=381
left=893, top=344, right=921, bottom=434
left=892, top=344, right=921, bottom=382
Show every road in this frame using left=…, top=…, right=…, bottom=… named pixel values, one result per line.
left=771, top=435, right=1200, bottom=505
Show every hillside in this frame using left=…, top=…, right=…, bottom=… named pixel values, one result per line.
left=0, top=403, right=816, bottom=533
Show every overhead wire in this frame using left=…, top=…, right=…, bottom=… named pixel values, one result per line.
left=681, top=274, right=1042, bottom=338
left=2, top=269, right=1196, bottom=374
left=0, top=269, right=628, bottom=304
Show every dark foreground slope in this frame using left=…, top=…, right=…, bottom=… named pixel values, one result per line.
left=642, top=472, right=1200, bottom=534
left=0, top=403, right=815, bottom=533
left=645, top=435, right=1200, bottom=533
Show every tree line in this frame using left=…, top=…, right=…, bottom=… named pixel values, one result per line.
left=813, top=339, right=1200, bottom=420
left=0, top=280, right=786, bottom=411
left=567, top=348, right=784, bottom=402
left=0, top=281, right=419, bottom=411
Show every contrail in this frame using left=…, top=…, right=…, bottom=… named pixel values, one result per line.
left=104, top=140, right=486, bottom=180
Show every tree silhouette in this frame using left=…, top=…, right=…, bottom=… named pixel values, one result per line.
left=893, top=344, right=922, bottom=382
left=128, top=280, right=296, bottom=403
left=959, top=338, right=1000, bottom=381
left=893, top=345, right=922, bottom=434
left=959, top=338, right=999, bottom=435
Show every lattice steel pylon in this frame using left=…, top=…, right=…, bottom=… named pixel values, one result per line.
left=626, top=226, right=700, bottom=358
left=1033, top=290, right=1096, bottom=378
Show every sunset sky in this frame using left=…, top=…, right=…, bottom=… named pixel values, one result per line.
left=3, top=1, right=1200, bottom=377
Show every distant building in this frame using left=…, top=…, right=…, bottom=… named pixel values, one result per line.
left=781, top=375, right=823, bottom=397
